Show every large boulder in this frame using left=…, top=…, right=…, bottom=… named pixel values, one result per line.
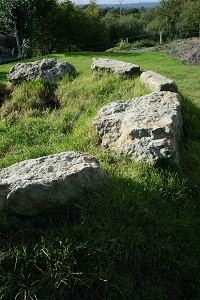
left=93, top=91, right=182, bottom=165
left=0, top=152, right=106, bottom=228
left=91, top=57, right=140, bottom=75
left=7, top=58, right=75, bottom=84
left=140, top=70, right=178, bottom=93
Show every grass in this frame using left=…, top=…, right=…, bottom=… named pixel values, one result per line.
left=0, top=51, right=200, bottom=299
left=1, top=51, right=199, bottom=105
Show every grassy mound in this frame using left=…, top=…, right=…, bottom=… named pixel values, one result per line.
left=0, top=52, right=200, bottom=299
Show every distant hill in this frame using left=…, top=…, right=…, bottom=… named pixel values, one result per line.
left=80, top=3, right=159, bottom=9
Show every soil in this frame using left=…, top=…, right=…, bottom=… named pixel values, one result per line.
left=160, top=38, right=200, bottom=66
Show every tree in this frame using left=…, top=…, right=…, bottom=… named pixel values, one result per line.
left=82, top=0, right=109, bottom=50
left=159, top=0, right=186, bottom=37
left=124, top=8, right=139, bottom=15
left=54, top=1, right=84, bottom=52
left=157, top=0, right=200, bottom=39
left=142, top=6, right=169, bottom=43
left=0, top=0, right=34, bottom=37
left=103, top=10, right=144, bottom=43
left=180, top=0, right=200, bottom=37
left=31, top=0, right=58, bottom=55
left=0, top=0, right=37, bottom=56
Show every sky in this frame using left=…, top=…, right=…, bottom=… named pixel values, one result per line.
left=71, top=0, right=160, bottom=4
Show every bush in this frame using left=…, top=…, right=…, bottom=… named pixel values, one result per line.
left=132, top=39, right=157, bottom=48
left=106, top=38, right=133, bottom=52
left=106, top=39, right=157, bottom=52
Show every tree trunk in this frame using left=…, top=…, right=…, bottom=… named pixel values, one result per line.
left=160, top=31, right=163, bottom=45
left=14, top=22, right=22, bottom=56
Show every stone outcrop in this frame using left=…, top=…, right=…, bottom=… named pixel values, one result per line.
left=140, top=70, right=178, bottom=93
left=93, top=91, right=182, bottom=165
left=7, top=58, right=75, bottom=84
left=91, top=57, right=140, bottom=75
left=0, top=152, right=106, bottom=228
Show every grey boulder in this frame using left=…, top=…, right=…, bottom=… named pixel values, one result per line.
left=8, top=58, right=75, bottom=84
left=140, top=70, right=178, bottom=93
left=93, top=91, right=182, bottom=165
left=0, top=152, right=106, bottom=226
left=91, top=57, right=140, bottom=75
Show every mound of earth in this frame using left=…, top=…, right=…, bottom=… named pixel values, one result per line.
left=160, top=38, right=200, bottom=66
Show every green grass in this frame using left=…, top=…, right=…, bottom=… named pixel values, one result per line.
left=1, top=51, right=199, bottom=105
left=0, top=51, right=200, bottom=299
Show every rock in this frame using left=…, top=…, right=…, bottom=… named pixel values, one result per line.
left=0, top=152, right=106, bottom=227
left=93, top=91, right=182, bottom=165
left=7, top=58, right=75, bottom=84
left=140, top=70, right=178, bottom=93
left=91, top=57, right=140, bottom=75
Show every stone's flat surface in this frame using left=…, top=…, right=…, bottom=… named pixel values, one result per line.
left=93, top=92, right=182, bottom=165
left=91, top=57, right=140, bottom=75
left=0, top=152, right=106, bottom=219
left=140, top=70, right=178, bottom=93
left=8, top=58, right=75, bottom=84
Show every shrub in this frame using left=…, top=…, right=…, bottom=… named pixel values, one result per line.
left=132, top=39, right=157, bottom=48
left=106, top=39, right=157, bottom=52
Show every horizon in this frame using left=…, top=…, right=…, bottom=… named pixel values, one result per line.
left=71, top=0, right=160, bottom=4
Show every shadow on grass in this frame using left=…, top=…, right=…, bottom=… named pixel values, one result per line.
left=62, top=51, right=141, bottom=58
left=0, top=82, right=12, bottom=106
left=179, top=93, right=200, bottom=189
left=181, top=92, right=200, bottom=141
left=1, top=168, right=200, bottom=299
left=0, top=71, right=8, bottom=83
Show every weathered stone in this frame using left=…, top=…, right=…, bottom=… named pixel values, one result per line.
left=0, top=152, right=106, bottom=226
left=93, top=91, right=182, bottom=165
left=7, top=58, right=75, bottom=84
left=91, top=57, right=140, bottom=75
left=140, top=70, right=178, bottom=93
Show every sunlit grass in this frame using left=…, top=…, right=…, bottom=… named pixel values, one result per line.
left=0, top=71, right=149, bottom=167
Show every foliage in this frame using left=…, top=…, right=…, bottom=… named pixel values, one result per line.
left=106, top=39, right=157, bottom=52
left=52, top=1, right=82, bottom=52
left=132, top=39, right=157, bottom=48
left=106, top=38, right=133, bottom=52
left=156, top=0, right=200, bottom=39
left=0, top=0, right=38, bottom=45
left=0, top=0, right=108, bottom=55
left=103, top=12, right=146, bottom=43
left=31, top=0, right=58, bottom=55
left=180, top=0, right=200, bottom=33
left=81, top=0, right=109, bottom=51
left=1, top=0, right=199, bottom=56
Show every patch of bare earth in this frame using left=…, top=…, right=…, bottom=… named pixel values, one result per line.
left=160, top=38, right=200, bottom=66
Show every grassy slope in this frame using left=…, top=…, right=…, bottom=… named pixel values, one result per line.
left=57, top=51, right=200, bottom=106
left=0, top=52, right=200, bottom=299
left=1, top=51, right=199, bottom=105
